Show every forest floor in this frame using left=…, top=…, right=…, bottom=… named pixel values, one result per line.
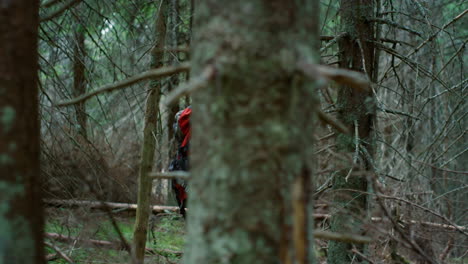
left=45, top=209, right=185, bottom=264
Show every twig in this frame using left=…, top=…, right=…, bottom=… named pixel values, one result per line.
left=44, top=241, right=76, bottom=264
left=149, top=171, right=191, bottom=180
left=165, top=65, right=215, bottom=105
left=56, top=63, right=190, bottom=107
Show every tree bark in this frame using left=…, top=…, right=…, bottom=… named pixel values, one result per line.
left=328, top=0, right=376, bottom=263
left=184, top=1, right=319, bottom=263
left=132, top=1, right=168, bottom=263
left=0, top=1, right=44, bottom=264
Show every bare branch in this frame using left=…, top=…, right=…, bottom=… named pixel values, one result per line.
left=409, top=9, right=468, bottom=57
left=44, top=199, right=179, bottom=213
left=368, top=18, right=422, bottom=37
left=378, top=107, right=421, bottom=120
left=149, top=171, right=191, bottom=180
left=318, top=110, right=350, bottom=135
left=298, top=61, right=371, bottom=92
left=56, top=63, right=190, bottom=107
left=44, top=241, right=76, bottom=264
left=320, top=32, right=348, bottom=53
left=314, top=231, right=372, bottom=244
left=165, top=65, right=215, bottom=105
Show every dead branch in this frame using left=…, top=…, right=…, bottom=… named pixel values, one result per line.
left=45, top=232, right=182, bottom=257
left=320, top=32, right=348, bottom=53
left=149, top=171, right=190, bottom=180
left=368, top=18, right=422, bottom=37
left=44, top=199, right=179, bottom=213
left=374, top=42, right=449, bottom=89
left=44, top=241, right=75, bottom=264
left=378, top=107, right=421, bottom=120
left=56, top=63, right=190, bottom=107
left=298, top=61, right=371, bottom=92
left=164, top=65, right=215, bottom=105
left=408, top=9, right=468, bottom=58
left=379, top=38, right=415, bottom=47
left=314, top=231, right=371, bottom=244
left=318, top=110, right=350, bottom=135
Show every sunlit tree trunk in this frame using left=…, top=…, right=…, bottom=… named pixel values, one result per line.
left=0, top=1, right=44, bottom=264
left=132, top=1, right=168, bottom=262
left=184, top=1, right=319, bottom=263
left=327, top=0, right=376, bottom=263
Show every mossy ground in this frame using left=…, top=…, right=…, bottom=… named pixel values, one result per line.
left=45, top=209, right=186, bottom=263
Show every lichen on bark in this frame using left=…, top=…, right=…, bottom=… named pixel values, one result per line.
left=183, top=1, right=320, bottom=263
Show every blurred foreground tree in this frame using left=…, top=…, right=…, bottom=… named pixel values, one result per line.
left=0, top=1, right=44, bottom=264
left=184, top=1, right=320, bottom=263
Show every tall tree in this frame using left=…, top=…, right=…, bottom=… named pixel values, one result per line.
left=132, top=0, right=168, bottom=262
left=184, top=1, right=319, bottom=263
left=327, top=0, right=377, bottom=263
left=0, top=1, right=44, bottom=264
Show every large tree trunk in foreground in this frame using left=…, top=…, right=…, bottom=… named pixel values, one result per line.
left=328, top=0, right=376, bottom=263
left=132, top=1, right=168, bottom=263
left=0, top=1, right=44, bottom=264
left=184, top=1, right=319, bottom=263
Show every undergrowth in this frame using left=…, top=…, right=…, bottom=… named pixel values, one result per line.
left=45, top=210, right=186, bottom=264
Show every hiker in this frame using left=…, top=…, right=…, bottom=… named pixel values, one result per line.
left=169, top=106, right=191, bottom=217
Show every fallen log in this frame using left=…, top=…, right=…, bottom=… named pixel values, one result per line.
left=45, top=200, right=466, bottom=232
left=45, top=199, right=179, bottom=214
left=45, top=232, right=182, bottom=257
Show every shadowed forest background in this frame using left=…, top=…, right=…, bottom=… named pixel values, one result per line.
left=0, top=0, right=466, bottom=263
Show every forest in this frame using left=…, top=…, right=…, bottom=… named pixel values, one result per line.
left=0, top=0, right=466, bottom=263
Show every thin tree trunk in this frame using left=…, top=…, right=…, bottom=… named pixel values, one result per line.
left=184, top=1, right=319, bottom=263
left=132, top=1, right=168, bottom=263
left=0, top=1, right=44, bottom=264
left=73, top=6, right=87, bottom=138
left=328, top=0, right=376, bottom=263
